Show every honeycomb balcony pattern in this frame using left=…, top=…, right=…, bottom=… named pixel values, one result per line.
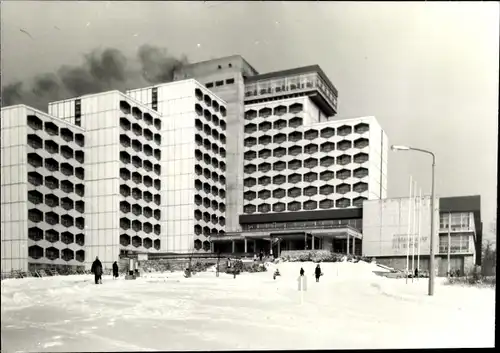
left=243, top=111, right=380, bottom=214
left=23, top=111, right=86, bottom=266
left=192, top=86, right=227, bottom=252
left=118, top=100, right=163, bottom=252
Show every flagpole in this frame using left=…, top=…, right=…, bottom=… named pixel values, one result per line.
left=406, top=175, right=413, bottom=283
left=411, top=180, right=417, bottom=282
left=417, top=188, right=422, bottom=280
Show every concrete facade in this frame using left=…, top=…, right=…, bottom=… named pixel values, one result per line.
left=363, top=196, right=478, bottom=275
left=49, top=91, right=163, bottom=269
left=172, top=56, right=259, bottom=233
left=127, top=80, right=228, bottom=253
left=243, top=111, right=388, bottom=215
left=1, top=105, right=86, bottom=272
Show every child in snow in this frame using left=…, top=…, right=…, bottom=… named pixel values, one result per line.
left=273, top=268, right=281, bottom=280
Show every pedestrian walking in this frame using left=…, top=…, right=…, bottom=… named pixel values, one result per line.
left=112, top=261, right=119, bottom=279
left=315, top=264, right=322, bottom=282
left=91, top=256, right=103, bottom=285
left=300, top=267, right=305, bottom=276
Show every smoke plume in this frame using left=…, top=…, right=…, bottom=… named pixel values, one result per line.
left=1, top=45, right=188, bottom=111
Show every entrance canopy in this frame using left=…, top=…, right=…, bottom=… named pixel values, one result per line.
left=223, top=225, right=362, bottom=241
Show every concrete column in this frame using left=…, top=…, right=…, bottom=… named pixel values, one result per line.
left=312, top=235, right=315, bottom=250
left=304, top=233, right=307, bottom=250
left=244, top=238, right=247, bottom=254
left=210, top=242, right=214, bottom=253
left=346, top=234, right=350, bottom=255
left=253, top=239, right=257, bottom=253
left=277, top=238, right=281, bottom=257
left=352, top=238, right=355, bottom=255
left=232, top=240, right=235, bottom=253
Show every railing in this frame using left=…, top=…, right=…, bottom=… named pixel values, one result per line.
left=242, top=222, right=360, bottom=234
left=244, top=72, right=337, bottom=109
left=438, top=246, right=471, bottom=254
left=438, top=226, right=474, bottom=232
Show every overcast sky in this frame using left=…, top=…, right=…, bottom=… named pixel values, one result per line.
left=2, top=1, right=498, bottom=239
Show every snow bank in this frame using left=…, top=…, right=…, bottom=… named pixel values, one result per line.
left=1, top=262, right=495, bottom=351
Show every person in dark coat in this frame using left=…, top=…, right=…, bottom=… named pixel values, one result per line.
left=315, top=264, right=322, bottom=282
left=91, top=256, right=103, bottom=284
left=414, top=268, right=419, bottom=278
left=300, top=267, right=305, bottom=276
left=259, top=250, right=263, bottom=262
left=112, top=261, right=119, bottom=279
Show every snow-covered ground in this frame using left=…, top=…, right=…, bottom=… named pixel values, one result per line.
left=1, top=261, right=495, bottom=351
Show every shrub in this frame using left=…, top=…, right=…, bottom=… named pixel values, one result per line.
left=280, top=250, right=352, bottom=263
left=225, top=259, right=244, bottom=275
left=447, top=274, right=495, bottom=288
left=446, top=265, right=496, bottom=288
left=245, top=262, right=267, bottom=273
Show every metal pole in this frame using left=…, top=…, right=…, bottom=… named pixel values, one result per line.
left=391, top=145, right=436, bottom=295
left=216, top=250, right=220, bottom=277
left=417, top=188, right=422, bottom=277
left=412, top=180, right=417, bottom=281
left=406, top=175, right=413, bottom=281
left=429, top=157, right=436, bottom=296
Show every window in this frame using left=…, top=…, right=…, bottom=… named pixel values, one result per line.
left=206, top=82, right=214, bottom=88
left=152, top=87, right=158, bottom=111
left=439, top=234, right=471, bottom=253
left=74, top=99, right=81, bottom=127
left=228, top=63, right=232, bottom=68
left=215, top=81, right=224, bottom=87
left=218, top=65, right=222, bottom=69
left=226, top=78, right=235, bottom=85
left=440, top=212, right=471, bottom=230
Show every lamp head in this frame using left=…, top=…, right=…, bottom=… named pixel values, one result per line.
left=391, top=145, right=411, bottom=151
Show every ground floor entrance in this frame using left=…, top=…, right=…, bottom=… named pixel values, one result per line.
left=212, top=229, right=363, bottom=257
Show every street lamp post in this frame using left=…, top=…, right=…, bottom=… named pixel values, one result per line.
left=391, top=145, right=436, bottom=296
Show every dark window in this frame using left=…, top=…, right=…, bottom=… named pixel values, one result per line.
left=215, top=81, right=224, bottom=87
left=228, top=63, right=232, bottom=68
left=206, top=82, right=214, bottom=88
left=74, top=99, right=81, bottom=127
left=152, top=87, right=158, bottom=111
left=226, top=78, right=235, bottom=85
left=218, top=65, right=222, bottom=69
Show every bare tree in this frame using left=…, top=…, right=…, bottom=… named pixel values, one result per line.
left=482, top=238, right=496, bottom=276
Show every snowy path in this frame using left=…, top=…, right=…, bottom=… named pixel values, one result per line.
left=1, top=262, right=495, bottom=351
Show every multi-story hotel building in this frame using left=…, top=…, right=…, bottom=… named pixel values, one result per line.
left=48, top=91, right=163, bottom=269
left=127, top=80, right=228, bottom=253
left=172, top=56, right=259, bottom=234
left=175, top=62, right=388, bottom=256
left=1, top=105, right=86, bottom=272
left=1, top=80, right=227, bottom=272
